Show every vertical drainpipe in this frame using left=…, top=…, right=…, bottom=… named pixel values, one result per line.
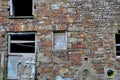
left=1, top=51, right=4, bottom=69
left=1, top=51, right=4, bottom=80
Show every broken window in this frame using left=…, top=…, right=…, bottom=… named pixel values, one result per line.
left=9, top=0, right=34, bottom=18
left=53, top=31, right=67, bottom=50
left=115, top=34, right=120, bottom=57
left=7, top=32, right=36, bottom=80
left=8, top=32, right=36, bottom=54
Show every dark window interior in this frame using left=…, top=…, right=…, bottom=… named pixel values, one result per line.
left=10, top=43, right=35, bottom=53
left=115, top=34, right=120, bottom=44
left=116, top=46, right=120, bottom=51
left=11, top=34, right=35, bottom=40
left=116, top=52, right=120, bottom=56
left=115, top=34, right=120, bottom=56
left=118, top=30, right=120, bottom=33
left=12, top=0, right=32, bottom=16
left=9, top=33, right=35, bottom=53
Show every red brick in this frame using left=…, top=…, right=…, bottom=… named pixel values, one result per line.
left=107, top=62, right=113, bottom=67
left=42, top=40, right=52, bottom=47
left=96, top=69, right=104, bottom=74
left=79, top=33, right=85, bottom=38
left=23, top=25, right=29, bottom=31
left=58, top=25, right=65, bottom=30
left=44, top=51, right=52, bottom=57
left=37, top=29, right=51, bottom=34
left=70, top=33, right=85, bottom=38
left=69, top=54, right=81, bottom=63
left=72, top=42, right=85, bottom=49
left=0, top=17, right=4, bottom=22
left=73, top=50, right=84, bottom=55
left=116, top=68, right=120, bottom=70
left=15, top=25, right=22, bottom=31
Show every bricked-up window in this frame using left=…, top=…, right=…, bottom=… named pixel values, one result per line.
left=9, top=0, right=34, bottom=18
left=53, top=31, right=67, bottom=50
left=8, top=32, right=36, bottom=53
left=115, top=34, right=120, bottom=57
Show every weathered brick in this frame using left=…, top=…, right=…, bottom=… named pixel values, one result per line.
left=79, top=33, right=85, bottom=38
left=73, top=50, right=84, bottom=55
left=69, top=54, right=81, bottom=63
left=0, top=17, right=4, bottom=23
left=42, top=40, right=52, bottom=47
left=72, top=42, right=85, bottom=49
left=0, top=0, right=120, bottom=80
left=44, top=51, right=52, bottom=57
left=96, top=68, right=104, bottom=74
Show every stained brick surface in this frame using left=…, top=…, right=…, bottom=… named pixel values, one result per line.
left=0, top=0, right=120, bottom=80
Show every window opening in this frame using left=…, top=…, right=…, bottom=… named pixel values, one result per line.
left=8, top=32, right=36, bottom=53
left=7, top=32, right=36, bottom=80
left=115, top=34, right=120, bottom=57
left=10, top=0, right=34, bottom=18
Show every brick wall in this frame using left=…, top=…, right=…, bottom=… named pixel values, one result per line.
left=0, top=0, right=120, bottom=80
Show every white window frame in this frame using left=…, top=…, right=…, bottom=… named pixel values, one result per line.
left=9, top=0, right=13, bottom=16
left=7, top=32, right=37, bottom=80
left=8, top=32, right=36, bottom=55
left=52, top=31, right=67, bottom=51
left=9, top=0, right=34, bottom=16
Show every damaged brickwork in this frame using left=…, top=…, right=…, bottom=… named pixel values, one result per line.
left=0, top=0, right=120, bottom=80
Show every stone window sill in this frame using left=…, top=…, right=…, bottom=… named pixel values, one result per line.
left=9, top=16, right=34, bottom=19
left=52, top=49, right=67, bottom=52
left=116, top=56, right=120, bottom=58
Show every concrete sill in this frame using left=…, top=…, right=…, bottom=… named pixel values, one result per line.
left=52, top=49, right=67, bottom=52
left=116, top=56, right=120, bottom=58
left=9, top=16, right=34, bottom=19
